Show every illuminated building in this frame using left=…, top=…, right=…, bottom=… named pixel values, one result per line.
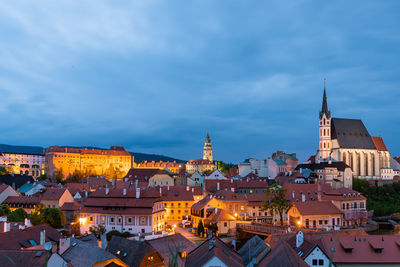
left=79, top=186, right=165, bottom=235
left=136, top=161, right=185, bottom=174
left=45, top=146, right=132, bottom=180
left=315, top=84, right=394, bottom=180
left=186, top=133, right=216, bottom=174
left=0, top=152, right=45, bottom=178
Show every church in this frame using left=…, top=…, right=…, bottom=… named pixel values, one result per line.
left=316, top=84, right=394, bottom=180
left=186, top=133, right=216, bottom=174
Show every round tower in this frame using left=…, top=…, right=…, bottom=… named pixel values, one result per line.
left=203, top=132, right=213, bottom=162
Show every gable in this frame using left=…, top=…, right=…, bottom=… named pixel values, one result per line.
left=204, top=256, right=228, bottom=267
left=303, top=245, right=332, bottom=267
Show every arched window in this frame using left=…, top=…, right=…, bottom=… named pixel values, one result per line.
left=323, top=142, right=326, bottom=148
left=346, top=203, right=349, bottom=209
left=324, top=129, right=326, bottom=136
left=323, top=118, right=326, bottom=125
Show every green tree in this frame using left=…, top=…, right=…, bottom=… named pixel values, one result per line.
left=55, top=168, right=64, bottom=184
left=41, top=208, right=66, bottom=228
left=29, top=203, right=45, bottom=225
left=197, top=220, right=204, bottom=237
left=217, top=161, right=230, bottom=175
left=7, top=208, right=28, bottom=222
left=0, top=166, right=10, bottom=175
left=0, top=204, right=10, bottom=216
left=353, top=178, right=370, bottom=193
left=262, top=182, right=291, bottom=226
left=89, top=224, right=106, bottom=239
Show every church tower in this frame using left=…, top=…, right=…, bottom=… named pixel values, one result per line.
left=317, top=81, right=332, bottom=161
left=203, top=132, right=213, bottom=162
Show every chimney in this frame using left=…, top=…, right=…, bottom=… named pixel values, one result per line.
left=192, top=188, right=194, bottom=193
left=135, top=179, right=138, bottom=189
left=215, top=208, right=218, bottom=213
left=231, top=187, right=235, bottom=192
left=100, top=234, right=107, bottom=249
left=136, top=187, right=140, bottom=199
left=317, top=183, right=322, bottom=201
left=40, top=230, right=46, bottom=245
left=159, top=187, right=162, bottom=196
left=292, top=191, right=295, bottom=199
left=289, top=171, right=292, bottom=176
left=186, top=186, right=189, bottom=191
left=230, top=179, right=233, bottom=184
left=301, top=193, right=306, bottom=202
left=217, top=182, right=220, bottom=191
left=123, top=188, right=127, bottom=196
left=111, top=179, right=115, bottom=187
left=232, top=239, right=236, bottom=251
left=25, top=218, right=31, bottom=227
left=85, top=191, right=88, bottom=198
left=3, top=223, right=10, bottom=233
left=105, top=187, right=109, bottom=195
left=59, top=238, right=70, bottom=254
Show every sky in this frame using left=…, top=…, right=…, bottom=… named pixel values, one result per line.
left=0, top=1, right=400, bottom=163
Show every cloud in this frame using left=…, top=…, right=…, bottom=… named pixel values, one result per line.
left=0, top=1, right=399, bottom=162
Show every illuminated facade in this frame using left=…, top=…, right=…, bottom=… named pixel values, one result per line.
left=45, top=146, right=132, bottom=180
left=136, top=161, right=184, bottom=174
left=186, top=133, right=216, bottom=174
left=203, top=132, right=213, bottom=162
left=316, top=85, right=394, bottom=179
left=0, top=152, right=45, bottom=178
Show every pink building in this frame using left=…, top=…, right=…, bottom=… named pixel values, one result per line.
left=268, top=151, right=298, bottom=179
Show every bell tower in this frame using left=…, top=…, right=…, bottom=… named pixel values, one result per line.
left=203, top=132, right=213, bottom=162
left=317, top=80, right=332, bottom=161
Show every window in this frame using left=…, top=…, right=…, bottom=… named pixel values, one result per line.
left=89, top=216, right=93, bottom=222
left=128, top=217, right=132, bottom=223
left=319, top=259, right=324, bottom=265
left=110, top=217, right=114, bottom=223
left=178, top=203, right=181, bottom=207
left=312, top=259, right=318, bottom=265
left=319, top=220, right=323, bottom=225
left=360, top=202, right=365, bottom=209
left=141, top=217, right=146, bottom=224
left=324, top=220, right=328, bottom=225
left=101, top=216, right=105, bottom=223
left=185, top=203, right=188, bottom=207
left=224, top=222, right=227, bottom=227
left=342, top=203, right=345, bottom=209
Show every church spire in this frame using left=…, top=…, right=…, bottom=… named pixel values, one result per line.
left=319, top=79, right=331, bottom=119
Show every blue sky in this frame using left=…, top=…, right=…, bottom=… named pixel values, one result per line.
left=0, top=1, right=399, bottom=163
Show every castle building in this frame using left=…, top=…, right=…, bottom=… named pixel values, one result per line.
left=186, top=133, right=216, bottom=174
left=0, top=152, right=45, bottom=178
left=203, top=132, right=213, bottom=162
left=316, top=84, right=393, bottom=179
left=45, top=146, right=132, bottom=180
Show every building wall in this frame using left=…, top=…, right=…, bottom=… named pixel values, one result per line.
left=148, top=174, right=174, bottom=187
left=186, top=162, right=215, bottom=174
left=304, top=246, right=331, bottom=267
left=164, top=200, right=194, bottom=225
left=0, top=186, right=19, bottom=204
left=217, top=220, right=236, bottom=235
left=0, top=153, right=45, bottom=178
left=288, top=206, right=341, bottom=229
left=238, top=159, right=268, bottom=177
left=45, top=147, right=132, bottom=180
left=204, top=256, right=228, bottom=267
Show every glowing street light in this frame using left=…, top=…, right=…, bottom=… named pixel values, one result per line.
left=296, top=220, right=301, bottom=227
left=79, top=217, right=86, bottom=225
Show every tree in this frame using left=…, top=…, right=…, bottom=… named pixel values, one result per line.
left=55, top=168, right=64, bottom=184
left=262, top=182, right=291, bottom=226
left=217, top=161, right=230, bottom=175
left=7, top=208, right=28, bottom=222
left=0, top=204, right=10, bottom=216
left=29, top=204, right=45, bottom=225
left=197, top=220, right=204, bottom=237
left=41, top=208, right=66, bottom=228
left=89, top=224, right=106, bottom=239
left=0, top=166, right=10, bottom=175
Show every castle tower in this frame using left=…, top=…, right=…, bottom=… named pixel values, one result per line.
left=203, top=132, right=213, bottom=162
left=317, top=80, right=332, bottom=161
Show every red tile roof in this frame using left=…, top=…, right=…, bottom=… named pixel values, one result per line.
left=371, top=136, right=388, bottom=151
left=186, top=236, right=243, bottom=267
left=65, top=183, right=90, bottom=195
left=283, top=183, right=333, bottom=202
left=205, top=209, right=236, bottom=222
left=4, top=195, right=40, bottom=205
left=0, top=249, right=46, bottom=267
left=321, top=234, right=400, bottom=264
left=39, top=188, right=70, bottom=201
left=124, top=168, right=170, bottom=182
left=0, top=224, right=61, bottom=250
left=46, top=145, right=131, bottom=156
left=60, top=201, right=81, bottom=211
left=259, top=239, right=308, bottom=266
left=160, top=186, right=195, bottom=202
left=292, top=201, right=341, bottom=216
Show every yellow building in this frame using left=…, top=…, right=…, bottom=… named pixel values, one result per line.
left=136, top=161, right=185, bottom=174
left=161, top=186, right=202, bottom=225
left=45, top=146, right=132, bottom=180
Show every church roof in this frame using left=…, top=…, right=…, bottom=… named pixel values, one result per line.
left=371, top=136, right=388, bottom=151
left=331, top=118, right=376, bottom=149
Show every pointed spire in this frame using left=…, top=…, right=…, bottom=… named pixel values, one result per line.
left=320, top=79, right=331, bottom=119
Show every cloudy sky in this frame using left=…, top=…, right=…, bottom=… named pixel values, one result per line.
left=0, top=1, right=399, bottom=163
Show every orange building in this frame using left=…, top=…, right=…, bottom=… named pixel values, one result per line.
left=136, top=160, right=185, bottom=174
left=45, top=146, right=132, bottom=180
